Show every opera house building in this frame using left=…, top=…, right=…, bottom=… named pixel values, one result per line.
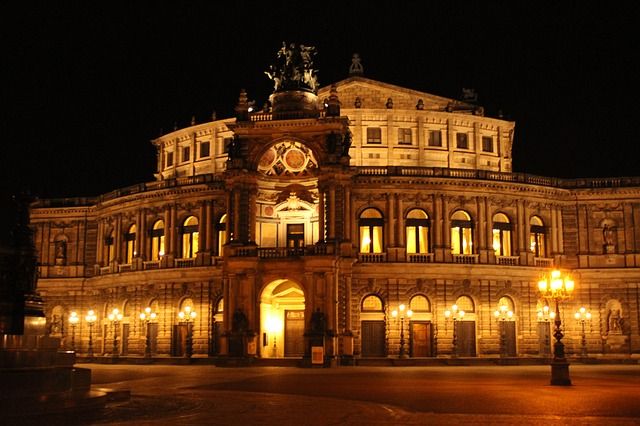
left=30, top=47, right=640, bottom=363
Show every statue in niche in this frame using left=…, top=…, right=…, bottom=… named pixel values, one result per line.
left=265, top=42, right=319, bottom=93
left=342, top=131, right=352, bottom=157
left=232, top=308, right=249, bottom=333
left=603, top=224, right=616, bottom=253
left=607, top=309, right=622, bottom=334
left=48, top=314, right=62, bottom=335
left=55, top=240, right=67, bottom=266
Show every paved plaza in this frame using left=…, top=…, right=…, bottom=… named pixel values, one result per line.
left=41, top=363, right=640, bottom=425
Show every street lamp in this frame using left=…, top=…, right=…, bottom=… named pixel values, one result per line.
left=68, top=311, right=79, bottom=351
left=574, top=306, right=592, bottom=359
left=108, top=308, right=123, bottom=357
left=178, top=305, right=197, bottom=358
left=391, top=304, right=413, bottom=358
left=444, top=304, right=465, bottom=358
left=140, top=307, right=157, bottom=358
left=493, top=304, right=514, bottom=358
left=538, top=269, right=575, bottom=386
left=85, top=310, right=97, bottom=358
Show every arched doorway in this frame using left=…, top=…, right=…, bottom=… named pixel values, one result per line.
left=260, top=279, right=305, bottom=358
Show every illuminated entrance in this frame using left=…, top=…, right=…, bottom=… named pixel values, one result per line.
left=260, top=279, right=305, bottom=358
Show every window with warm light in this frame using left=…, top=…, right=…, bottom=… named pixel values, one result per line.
left=409, top=295, right=430, bottom=312
left=455, top=295, right=475, bottom=313
left=406, top=209, right=430, bottom=254
left=151, top=220, right=165, bottom=260
left=492, top=213, right=512, bottom=256
left=217, top=214, right=227, bottom=255
left=530, top=216, right=547, bottom=257
left=451, top=210, right=473, bottom=254
left=124, top=224, right=136, bottom=264
left=359, top=208, right=384, bottom=253
left=362, top=295, right=384, bottom=311
left=181, top=216, right=199, bottom=258
left=398, top=128, right=412, bottom=145
left=366, top=127, right=382, bottom=144
left=105, top=230, right=115, bottom=264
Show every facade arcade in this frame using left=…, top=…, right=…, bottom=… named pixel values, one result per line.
left=30, top=47, right=640, bottom=362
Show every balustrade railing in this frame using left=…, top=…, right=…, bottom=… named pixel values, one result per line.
left=358, top=252, right=387, bottom=263
left=407, top=253, right=434, bottom=263
left=175, top=258, right=195, bottom=268
left=452, top=254, right=479, bottom=264
left=143, top=260, right=160, bottom=270
left=496, top=256, right=520, bottom=266
left=534, top=257, right=554, bottom=267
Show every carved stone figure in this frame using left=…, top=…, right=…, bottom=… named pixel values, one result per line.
left=608, top=309, right=622, bottom=334
left=232, top=308, right=249, bottom=332
left=55, top=240, right=66, bottom=266
left=349, top=53, right=363, bottom=75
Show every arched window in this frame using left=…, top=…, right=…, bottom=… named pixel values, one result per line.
left=124, top=224, right=136, bottom=264
left=151, top=220, right=165, bottom=261
left=409, top=295, right=430, bottom=312
left=105, top=229, right=115, bottom=265
left=361, top=295, right=384, bottom=311
left=451, top=210, right=473, bottom=255
left=217, top=214, right=227, bottom=256
left=181, top=216, right=199, bottom=258
left=492, top=213, right=512, bottom=256
left=497, top=296, right=515, bottom=314
left=359, top=208, right=384, bottom=253
left=530, top=216, right=547, bottom=257
left=216, top=298, right=224, bottom=314
left=455, top=295, right=475, bottom=313
left=406, top=209, right=430, bottom=254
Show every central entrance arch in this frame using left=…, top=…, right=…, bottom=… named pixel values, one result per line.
left=260, top=279, right=305, bottom=358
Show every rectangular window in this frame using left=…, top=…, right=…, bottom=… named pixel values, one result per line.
left=223, top=137, right=233, bottom=153
left=482, top=136, right=493, bottom=152
left=428, top=130, right=442, bottom=147
left=182, top=146, right=190, bottom=162
left=366, top=127, right=382, bottom=144
left=200, top=141, right=210, bottom=158
left=456, top=133, right=468, bottom=149
left=398, top=128, right=412, bottom=145
left=166, top=152, right=174, bottom=167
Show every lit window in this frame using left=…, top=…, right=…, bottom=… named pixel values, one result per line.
left=181, top=216, right=199, bottom=258
left=451, top=210, right=473, bottom=255
left=104, top=230, right=115, bottom=264
left=398, top=128, right=412, bottom=145
left=366, top=128, right=382, bottom=144
left=200, top=141, right=210, bottom=158
left=482, top=136, right=493, bottom=152
left=410, top=295, right=430, bottom=312
left=151, top=220, right=165, bottom=260
left=406, top=209, right=430, bottom=254
left=217, top=214, right=227, bottom=255
left=530, top=216, right=546, bottom=257
left=362, top=295, right=384, bottom=311
left=359, top=208, right=384, bottom=253
left=428, top=130, right=442, bottom=147
left=456, top=133, right=468, bottom=149
left=124, top=224, right=136, bottom=264
left=455, top=295, right=475, bottom=313
left=492, top=213, right=512, bottom=256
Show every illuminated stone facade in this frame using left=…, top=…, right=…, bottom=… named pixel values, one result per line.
left=30, top=69, right=640, bottom=361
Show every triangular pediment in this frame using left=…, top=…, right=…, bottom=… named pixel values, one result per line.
left=318, top=76, right=472, bottom=112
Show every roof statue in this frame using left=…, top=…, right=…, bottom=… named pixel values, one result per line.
left=265, top=42, right=319, bottom=93
left=349, top=53, right=364, bottom=75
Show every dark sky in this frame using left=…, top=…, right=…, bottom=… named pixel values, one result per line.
left=2, top=3, right=639, bottom=201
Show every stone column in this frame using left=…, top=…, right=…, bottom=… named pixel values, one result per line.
left=328, top=185, right=336, bottom=240
left=417, top=115, right=425, bottom=164
left=96, top=219, right=104, bottom=266
left=249, top=189, right=257, bottom=244
left=397, top=195, right=405, bottom=247
left=164, top=206, right=172, bottom=256
left=135, top=210, right=143, bottom=260
left=551, top=205, right=558, bottom=255
left=387, top=193, right=395, bottom=248
left=442, top=196, right=451, bottom=262
left=114, top=214, right=122, bottom=263
left=198, top=202, right=206, bottom=252
left=344, top=187, right=351, bottom=242
left=170, top=204, right=178, bottom=258
left=205, top=201, right=213, bottom=253
left=233, top=189, right=241, bottom=243
left=318, top=188, right=325, bottom=242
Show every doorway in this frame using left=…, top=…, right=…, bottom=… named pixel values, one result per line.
left=260, top=279, right=306, bottom=358
left=410, top=321, right=432, bottom=357
left=286, top=223, right=305, bottom=255
left=456, top=321, right=477, bottom=357
left=361, top=320, right=386, bottom=357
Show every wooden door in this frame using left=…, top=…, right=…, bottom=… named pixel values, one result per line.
left=456, top=321, right=476, bottom=357
left=361, top=320, right=386, bottom=357
left=410, top=321, right=432, bottom=357
left=171, top=324, right=187, bottom=356
left=284, top=310, right=305, bottom=357
left=502, top=321, right=517, bottom=357
left=148, top=322, right=159, bottom=355
left=121, top=323, right=130, bottom=355
left=538, top=322, right=551, bottom=356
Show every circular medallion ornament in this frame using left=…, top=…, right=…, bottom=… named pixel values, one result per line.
left=284, top=148, right=305, bottom=170
left=264, top=206, right=274, bottom=217
left=259, top=148, right=276, bottom=168
left=257, top=140, right=317, bottom=176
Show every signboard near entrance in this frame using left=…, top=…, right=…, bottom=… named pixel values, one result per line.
left=312, top=346, right=324, bottom=365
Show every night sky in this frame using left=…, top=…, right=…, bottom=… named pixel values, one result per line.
left=2, top=3, right=639, bottom=202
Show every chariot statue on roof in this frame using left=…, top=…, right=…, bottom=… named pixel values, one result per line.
left=265, top=42, right=319, bottom=93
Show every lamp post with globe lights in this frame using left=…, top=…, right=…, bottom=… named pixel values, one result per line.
left=68, top=311, right=79, bottom=351
left=179, top=305, right=197, bottom=358
left=538, top=269, right=575, bottom=386
left=574, top=306, right=592, bottom=359
left=444, top=304, right=465, bottom=358
left=108, top=308, right=123, bottom=357
left=140, top=307, right=157, bottom=358
left=391, top=304, right=413, bottom=358
left=85, top=310, right=97, bottom=358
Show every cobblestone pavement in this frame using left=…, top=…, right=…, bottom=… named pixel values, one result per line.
left=64, top=364, right=640, bottom=425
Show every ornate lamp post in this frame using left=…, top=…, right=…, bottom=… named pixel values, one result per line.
left=68, top=311, right=79, bottom=351
left=391, top=304, right=413, bottom=358
left=108, top=308, right=123, bottom=357
left=444, top=304, right=465, bottom=358
left=85, top=310, right=97, bottom=358
left=574, top=306, right=592, bottom=359
left=493, top=304, right=514, bottom=358
left=140, top=307, right=157, bottom=358
left=538, top=269, right=575, bottom=386
left=178, top=305, right=197, bottom=358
